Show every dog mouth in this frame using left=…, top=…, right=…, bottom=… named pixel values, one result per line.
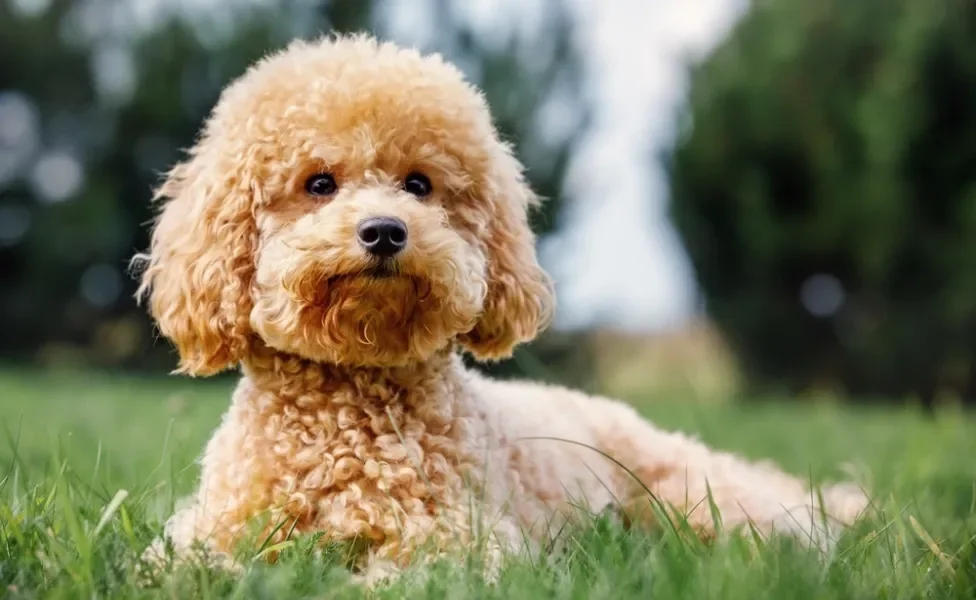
left=319, top=261, right=433, bottom=307
left=366, top=260, right=398, bottom=279
left=328, top=259, right=407, bottom=284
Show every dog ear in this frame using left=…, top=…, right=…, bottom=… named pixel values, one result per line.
left=457, top=143, right=555, bottom=361
left=134, top=143, right=257, bottom=376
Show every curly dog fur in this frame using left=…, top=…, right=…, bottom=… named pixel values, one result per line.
left=135, top=34, right=868, bottom=580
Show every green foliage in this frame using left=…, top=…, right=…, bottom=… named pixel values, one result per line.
left=0, top=0, right=588, bottom=375
left=2, top=369, right=975, bottom=598
left=667, top=0, right=976, bottom=403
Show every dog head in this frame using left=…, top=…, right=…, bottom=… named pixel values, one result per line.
left=136, top=35, right=553, bottom=374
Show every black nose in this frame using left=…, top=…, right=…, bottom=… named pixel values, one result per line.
left=357, top=216, right=408, bottom=258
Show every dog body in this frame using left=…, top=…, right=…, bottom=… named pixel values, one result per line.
left=136, top=35, right=867, bottom=577
left=153, top=352, right=862, bottom=574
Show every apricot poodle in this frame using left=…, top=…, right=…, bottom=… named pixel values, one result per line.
left=135, top=34, right=868, bottom=580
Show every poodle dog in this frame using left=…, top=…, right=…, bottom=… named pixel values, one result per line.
left=135, top=34, right=868, bottom=580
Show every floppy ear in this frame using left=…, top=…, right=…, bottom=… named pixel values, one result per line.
left=134, top=145, right=257, bottom=376
left=457, top=143, right=555, bottom=361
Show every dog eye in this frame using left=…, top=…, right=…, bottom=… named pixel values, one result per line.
left=403, top=172, right=432, bottom=197
left=305, top=173, right=338, bottom=197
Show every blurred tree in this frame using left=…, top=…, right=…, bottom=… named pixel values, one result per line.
left=0, top=0, right=590, bottom=379
left=667, top=0, right=976, bottom=406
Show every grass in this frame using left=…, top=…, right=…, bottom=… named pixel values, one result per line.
left=1, top=367, right=975, bottom=599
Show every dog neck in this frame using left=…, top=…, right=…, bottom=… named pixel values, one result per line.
left=239, top=341, right=464, bottom=407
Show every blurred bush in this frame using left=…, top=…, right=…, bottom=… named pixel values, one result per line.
left=667, top=0, right=976, bottom=406
left=0, top=0, right=589, bottom=376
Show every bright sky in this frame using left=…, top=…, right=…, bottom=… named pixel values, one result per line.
left=548, top=0, right=746, bottom=332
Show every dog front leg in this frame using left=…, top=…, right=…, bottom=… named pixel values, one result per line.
left=353, top=502, right=522, bottom=588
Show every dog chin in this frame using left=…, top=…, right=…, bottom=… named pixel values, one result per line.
left=251, top=267, right=485, bottom=367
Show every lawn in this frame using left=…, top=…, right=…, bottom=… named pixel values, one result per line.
left=1, top=367, right=974, bottom=598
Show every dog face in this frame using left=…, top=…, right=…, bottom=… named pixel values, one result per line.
left=136, top=36, right=553, bottom=373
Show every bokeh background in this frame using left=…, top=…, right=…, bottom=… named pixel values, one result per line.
left=2, top=0, right=975, bottom=410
